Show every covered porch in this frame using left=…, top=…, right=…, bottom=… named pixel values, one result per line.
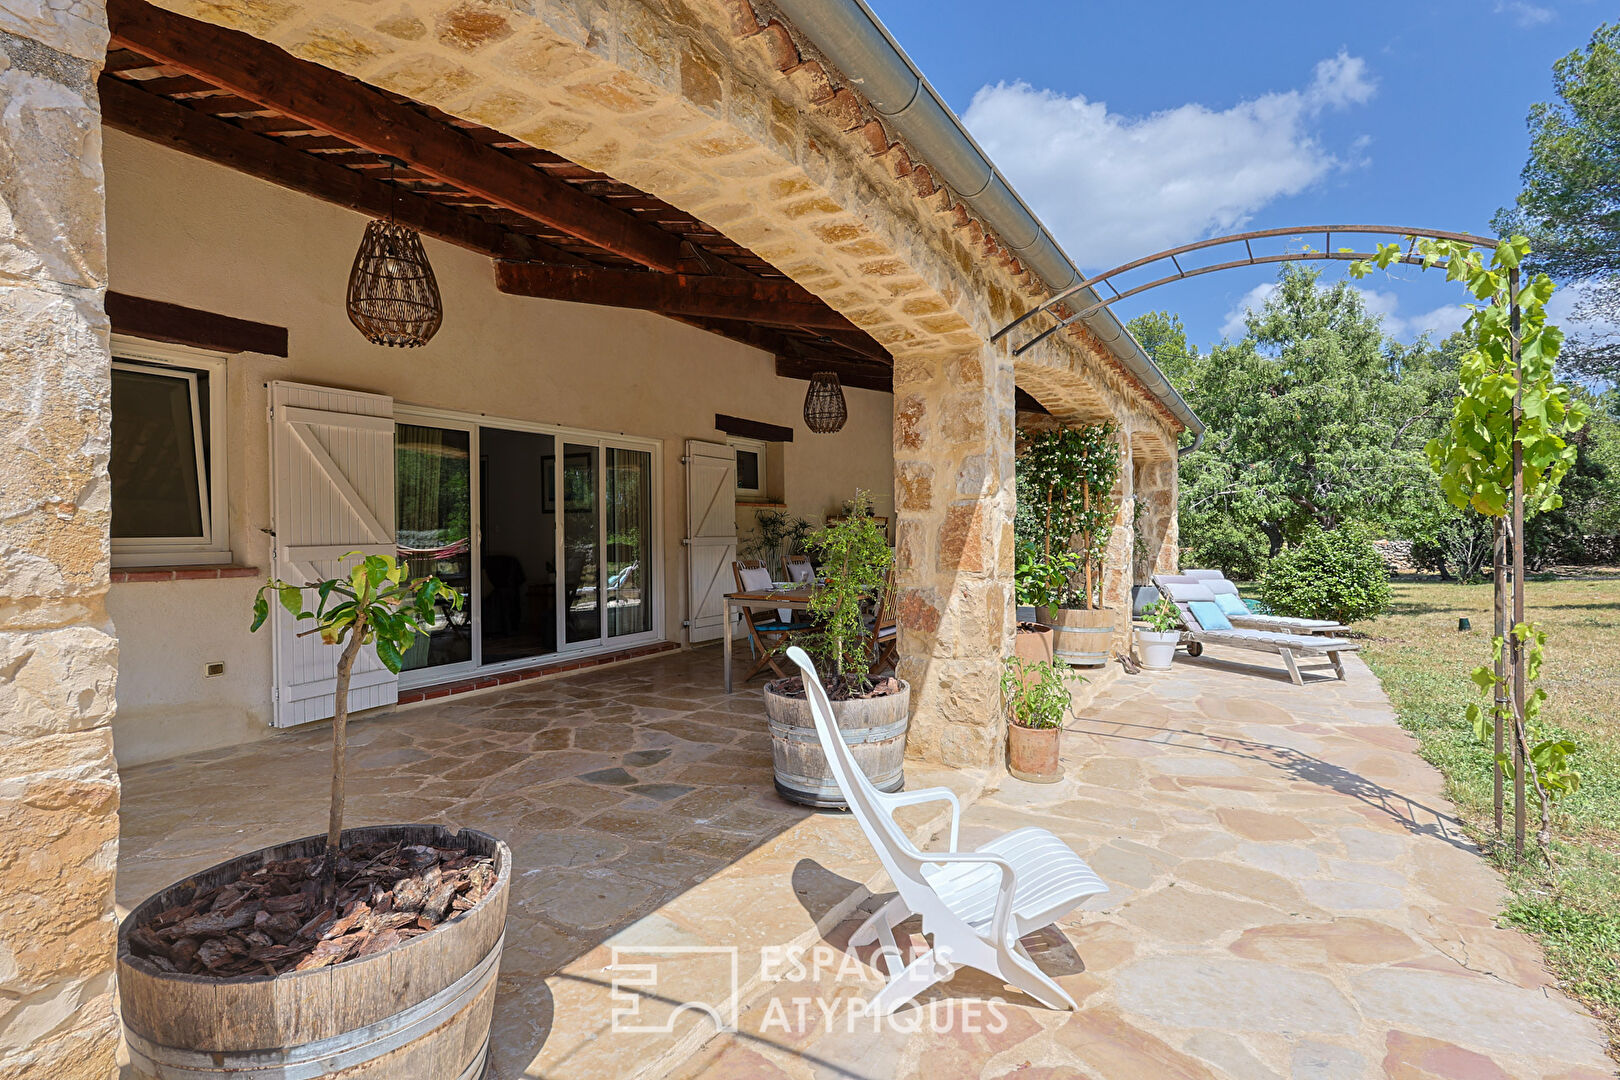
left=115, top=645, right=1613, bottom=1079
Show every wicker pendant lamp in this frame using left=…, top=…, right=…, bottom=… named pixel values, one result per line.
left=803, top=371, right=848, bottom=434
left=346, top=162, right=443, bottom=348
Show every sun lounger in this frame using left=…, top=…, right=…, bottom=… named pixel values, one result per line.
left=1155, top=573, right=1347, bottom=635
left=1156, top=580, right=1358, bottom=686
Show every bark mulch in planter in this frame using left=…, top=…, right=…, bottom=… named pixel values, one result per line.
left=769, top=674, right=901, bottom=701
left=124, top=839, right=497, bottom=978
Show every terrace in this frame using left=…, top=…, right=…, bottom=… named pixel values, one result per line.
left=114, top=646, right=1613, bottom=1079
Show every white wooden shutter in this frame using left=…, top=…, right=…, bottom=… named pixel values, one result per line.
left=269, top=382, right=397, bottom=727
left=684, top=440, right=736, bottom=644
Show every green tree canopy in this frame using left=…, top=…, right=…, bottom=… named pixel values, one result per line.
left=1132, top=266, right=1457, bottom=573
left=1494, top=22, right=1620, bottom=382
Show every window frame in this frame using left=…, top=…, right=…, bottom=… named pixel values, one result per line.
left=110, top=336, right=231, bottom=567
left=729, top=436, right=767, bottom=500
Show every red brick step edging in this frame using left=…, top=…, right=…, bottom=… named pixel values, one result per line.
left=396, top=641, right=679, bottom=705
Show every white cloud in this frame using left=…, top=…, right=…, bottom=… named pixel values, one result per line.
left=1217, top=282, right=1469, bottom=343
left=1495, top=1, right=1554, bottom=27
left=1220, top=283, right=1278, bottom=339
left=962, top=51, right=1377, bottom=269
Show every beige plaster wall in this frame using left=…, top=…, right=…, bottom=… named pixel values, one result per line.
left=103, top=128, right=893, bottom=766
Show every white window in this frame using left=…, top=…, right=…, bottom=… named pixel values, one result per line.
left=729, top=437, right=766, bottom=499
left=110, top=337, right=230, bottom=566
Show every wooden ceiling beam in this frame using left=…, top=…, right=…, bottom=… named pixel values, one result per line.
left=108, top=0, right=682, bottom=272
left=774, top=355, right=891, bottom=394
left=100, top=75, right=571, bottom=265
left=495, top=262, right=861, bottom=332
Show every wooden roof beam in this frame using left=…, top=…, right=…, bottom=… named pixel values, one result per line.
left=100, top=75, right=565, bottom=264
left=494, top=262, right=862, bottom=332
left=108, top=0, right=683, bottom=272
left=774, top=355, right=891, bottom=394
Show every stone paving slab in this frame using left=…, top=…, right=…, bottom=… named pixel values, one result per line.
left=113, top=648, right=979, bottom=1079
left=670, top=647, right=1614, bottom=1080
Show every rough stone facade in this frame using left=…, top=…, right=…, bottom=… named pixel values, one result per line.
left=0, top=3, right=122, bottom=1078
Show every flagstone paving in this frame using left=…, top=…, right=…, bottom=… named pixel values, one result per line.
left=672, top=647, right=1614, bottom=1080
left=115, top=645, right=1613, bottom=1078
left=114, top=649, right=975, bottom=1079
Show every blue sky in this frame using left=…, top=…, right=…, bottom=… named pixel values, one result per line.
left=868, top=0, right=1610, bottom=354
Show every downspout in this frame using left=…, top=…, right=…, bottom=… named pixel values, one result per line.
left=772, top=0, right=1205, bottom=456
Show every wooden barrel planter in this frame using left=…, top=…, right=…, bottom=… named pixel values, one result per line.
left=118, top=824, right=510, bottom=1080
left=764, top=679, right=909, bottom=808
left=1039, top=606, right=1116, bottom=667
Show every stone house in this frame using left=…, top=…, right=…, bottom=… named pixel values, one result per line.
left=0, top=0, right=1200, bottom=1072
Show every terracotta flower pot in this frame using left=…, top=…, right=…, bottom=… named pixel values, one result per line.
left=1007, top=722, right=1062, bottom=783
left=1014, top=622, right=1054, bottom=666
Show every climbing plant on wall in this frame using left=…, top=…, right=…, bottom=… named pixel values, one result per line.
left=1016, top=423, right=1121, bottom=610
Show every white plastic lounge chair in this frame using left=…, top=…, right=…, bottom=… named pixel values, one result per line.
left=1155, top=573, right=1347, bottom=635
left=1157, top=580, right=1359, bottom=686
left=784, top=645, right=1108, bottom=1014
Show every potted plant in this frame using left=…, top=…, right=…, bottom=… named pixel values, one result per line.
left=117, top=555, right=508, bottom=1080
left=1002, top=656, right=1081, bottom=783
left=1017, top=423, right=1122, bottom=666
left=1136, top=595, right=1182, bottom=671
left=1013, top=539, right=1066, bottom=665
left=742, top=506, right=811, bottom=580
left=764, top=491, right=909, bottom=808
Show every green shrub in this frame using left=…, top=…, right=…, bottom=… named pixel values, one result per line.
left=1258, top=524, right=1391, bottom=623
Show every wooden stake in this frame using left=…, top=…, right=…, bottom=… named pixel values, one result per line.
left=1508, top=266, right=1526, bottom=859
left=1492, top=516, right=1507, bottom=836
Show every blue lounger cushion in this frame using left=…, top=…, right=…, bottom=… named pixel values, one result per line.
left=1188, top=600, right=1233, bottom=631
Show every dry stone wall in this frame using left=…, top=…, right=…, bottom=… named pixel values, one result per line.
left=0, top=3, right=121, bottom=1078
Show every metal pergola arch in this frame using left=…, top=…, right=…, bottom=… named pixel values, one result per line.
left=993, top=224, right=1500, bottom=357
left=995, top=223, right=1545, bottom=856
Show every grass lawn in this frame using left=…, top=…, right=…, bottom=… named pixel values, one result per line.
left=1354, top=575, right=1620, bottom=1052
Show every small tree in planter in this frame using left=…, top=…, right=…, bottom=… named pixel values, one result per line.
left=118, top=553, right=508, bottom=1080
left=250, top=553, right=462, bottom=890
left=1001, top=656, right=1082, bottom=782
left=1017, top=424, right=1123, bottom=665
left=763, top=491, right=908, bottom=807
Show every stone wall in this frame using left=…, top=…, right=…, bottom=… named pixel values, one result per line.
left=0, top=3, right=121, bottom=1078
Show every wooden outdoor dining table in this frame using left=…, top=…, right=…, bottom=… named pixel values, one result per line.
left=722, top=585, right=814, bottom=693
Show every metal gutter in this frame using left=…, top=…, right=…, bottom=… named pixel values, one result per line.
left=772, top=0, right=1205, bottom=454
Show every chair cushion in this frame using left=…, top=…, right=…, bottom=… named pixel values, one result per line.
left=1213, top=592, right=1250, bottom=616
left=1161, top=581, right=1218, bottom=604
left=1188, top=600, right=1233, bottom=631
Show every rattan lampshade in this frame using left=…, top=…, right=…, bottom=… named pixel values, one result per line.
left=346, top=219, right=443, bottom=348
left=803, top=371, right=848, bottom=433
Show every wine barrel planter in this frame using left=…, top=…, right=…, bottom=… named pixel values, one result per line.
left=764, top=679, right=909, bottom=808
left=118, top=824, right=509, bottom=1080
left=1039, top=606, right=1116, bottom=667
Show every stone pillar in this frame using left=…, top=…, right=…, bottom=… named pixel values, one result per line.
left=1101, top=427, right=1134, bottom=644
left=0, top=6, right=121, bottom=1078
left=1137, top=454, right=1180, bottom=573
left=892, top=345, right=1016, bottom=769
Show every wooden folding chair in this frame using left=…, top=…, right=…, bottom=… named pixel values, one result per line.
left=733, top=560, right=808, bottom=682
left=867, top=568, right=899, bottom=674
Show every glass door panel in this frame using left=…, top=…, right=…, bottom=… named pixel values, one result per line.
left=606, top=447, right=653, bottom=638
left=562, top=443, right=601, bottom=645
left=396, top=423, right=473, bottom=674
left=479, top=426, right=557, bottom=665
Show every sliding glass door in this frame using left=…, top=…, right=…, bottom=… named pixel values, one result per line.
left=396, top=421, right=474, bottom=680
left=396, top=410, right=659, bottom=688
